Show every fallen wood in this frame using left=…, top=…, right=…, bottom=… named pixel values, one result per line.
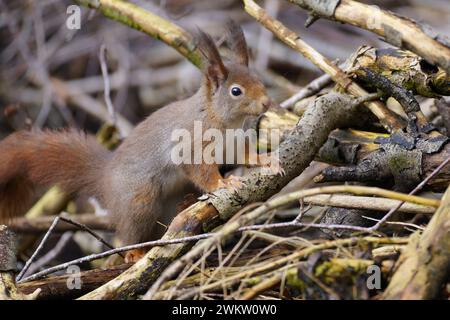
left=316, top=134, right=450, bottom=192
left=260, top=113, right=450, bottom=192
left=302, top=194, right=435, bottom=215
left=348, top=46, right=450, bottom=98
left=0, top=225, right=39, bottom=300
left=152, top=237, right=408, bottom=299
left=7, top=214, right=111, bottom=234
left=18, top=263, right=132, bottom=300
left=382, top=184, right=450, bottom=299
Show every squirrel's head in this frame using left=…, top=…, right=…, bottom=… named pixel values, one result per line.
left=197, top=22, right=274, bottom=126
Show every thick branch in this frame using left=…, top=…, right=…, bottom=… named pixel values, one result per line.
left=0, top=226, right=38, bottom=300
left=382, top=184, right=450, bottom=299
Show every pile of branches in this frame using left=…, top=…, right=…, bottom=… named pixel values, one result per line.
left=1, top=0, right=450, bottom=300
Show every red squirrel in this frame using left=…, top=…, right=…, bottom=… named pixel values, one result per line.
left=0, top=23, right=275, bottom=248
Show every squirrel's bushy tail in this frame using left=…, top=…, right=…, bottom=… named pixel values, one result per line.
left=0, top=129, right=111, bottom=220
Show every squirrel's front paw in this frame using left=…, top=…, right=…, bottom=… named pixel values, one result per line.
left=218, top=175, right=245, bottom=193
left=125, top=248, right=147, bottom=263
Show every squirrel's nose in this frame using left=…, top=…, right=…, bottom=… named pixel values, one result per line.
left=261, top=96, right=278, bottom=110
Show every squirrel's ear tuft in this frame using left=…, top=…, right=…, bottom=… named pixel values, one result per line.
left=226, top=20, right=249, bottom=66
left=196, top=29, right=228, bottom=89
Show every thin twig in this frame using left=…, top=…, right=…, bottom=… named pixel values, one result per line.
left=362, top=216, right=425, bottom=231
left=18, top=233, right=213, bottom=283
left=240, top=219, right=372, bottom=233
left=255, top=0, right=279, bottom=72
left=58, top=215, right=119, bottom=256
left=241, top=273, right=281, bottom=300
left=21, top=231, right=73, bottom=278
left=17, top=214, right=120, bottom=283
left=98, top=44, right=117, bottom=126
left=16, top=216, right=60, bottom=281
left=280, top=73, right=332, bottom=108
left=302, top=194, right=435, bottom=215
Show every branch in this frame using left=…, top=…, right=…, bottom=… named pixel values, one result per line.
left=382, top=183, right=450, bottom=299
left=287, top=0, right=450, bottom=74
left=51, top=78, right=133, bottom=136
left=8, top=214, right=111, bottom=233
left=18, top=263, right=132, bottom=300
left=0, top=226, right=39, bottom=300
left=280, top=72, right=332, bottom=108
left=74, top=0, right=202, bottom=67
left=302, top=194, right=435, bottom=215
left=17, top=215, right=119, bottom=282
left=348, top=46, right=450, bottom=98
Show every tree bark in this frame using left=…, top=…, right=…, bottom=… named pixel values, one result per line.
left=382, top=184, right=450, bottom=299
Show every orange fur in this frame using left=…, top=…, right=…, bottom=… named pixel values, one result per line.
left=0, top=129, right=111, bottom=220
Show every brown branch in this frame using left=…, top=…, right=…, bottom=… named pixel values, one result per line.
left=8, top=214, right=111, bottom=234
left=79, top=202, right=217, bottom=299
left=17, top=215, right=119, bottom=282
left=382, top=183, right=450, bottom=299
left=287, top=0, right=450, bottom=75
left=302, top=194, right=435, bottom=215
left=348, top=46, right=450, bottom=98
left=0, top=225, right=39, bottom=300
left=18, top=263, right=132, bottom=300
left=74, top=0, right=202, bottom=67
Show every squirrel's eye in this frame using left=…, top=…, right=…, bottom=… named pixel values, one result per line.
left=230, top=86, right=243, bottom=97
